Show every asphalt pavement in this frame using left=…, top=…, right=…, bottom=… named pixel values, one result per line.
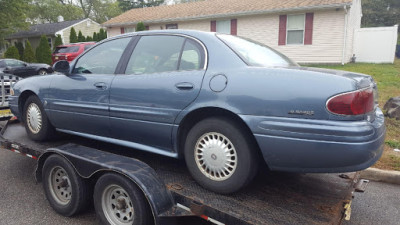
left=0, top=148, right=399, bottom=225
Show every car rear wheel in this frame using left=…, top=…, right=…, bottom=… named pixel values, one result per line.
left=23, top=95, right=55, bottom=140
left=38, top=69, right=47, bottom=75
left=184, top=117, right=258, bottom=194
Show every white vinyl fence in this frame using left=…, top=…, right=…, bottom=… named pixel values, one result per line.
left=353, top=25, right=398, bottom=63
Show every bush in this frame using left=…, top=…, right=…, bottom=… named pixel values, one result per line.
left=54, top=34, right=63, bottom=50
left=98, top=28, right=106, bottom=41
left=86, top=36, right=93, bottom=41
left=77, top=30, right=85, bottom=42
left=23, top=40, right=36, bottom=63
left=93, top=32, right=98, bottom=42
left=4, top=46, right=20, bottom=59
left=70, top=27, right=78, bottom=43
left=36, top=35, right=52, bottom=65
left=15, top=42, right=24, bottom=60
left=136, top=22, right=145, bottom=31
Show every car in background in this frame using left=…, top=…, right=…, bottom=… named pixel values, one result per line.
left=52, top=42, right=95, bottom=64
left=0, top=59, right=53, bottom=78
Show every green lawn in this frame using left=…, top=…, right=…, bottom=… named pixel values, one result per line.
left=310, top=59, right=400, bottom=171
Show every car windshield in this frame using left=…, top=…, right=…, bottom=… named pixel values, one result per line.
left=54, top=46, right=80, bottom=54
left=217, top=34, right=298, bottom=67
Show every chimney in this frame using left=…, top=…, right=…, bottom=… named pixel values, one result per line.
left=57, top=16, right=64, bottom=22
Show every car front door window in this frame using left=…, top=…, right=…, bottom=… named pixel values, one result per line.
left=73, top=38, right=131, bottom=75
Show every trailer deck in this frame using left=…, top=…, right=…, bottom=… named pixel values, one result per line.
left=0, top=121, right=359, bottom=225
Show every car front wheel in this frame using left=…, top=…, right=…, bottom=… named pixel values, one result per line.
left=38, top=69, right=47, bottom=75
left=184, top=117, right=258, bottom=194
left=23, top=95, right=55, bottom=140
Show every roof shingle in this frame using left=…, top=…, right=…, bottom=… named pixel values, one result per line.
left=104, top=0, right=352, bottom=26
left=7, top=19, right=86, bottom=39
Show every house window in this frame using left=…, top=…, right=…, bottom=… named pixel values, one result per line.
left=216, top=20, right=231, bottom=34
left=124, top=27, right=136, bottom=33
left=286, top=14, right=305, bottom=45
left=166, top=24, right=178, bottom=29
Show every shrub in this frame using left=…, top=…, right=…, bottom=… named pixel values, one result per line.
left=77, top=30, right=85, bottom=42
left=23, top=40, right=36, bottom=63
left=15, top=42, right=24, bottom=60
left=86, top=36, right=93, bottom=41
left=54, top=34, right=63, bottom=50
left=93, top=32, right=98, bottom=42
left=98, top=28, right=107, bottom=41
left=70, top=27, right=78, bottom=43
left=35, top=35, right=52, bottom=65
left=136, top=22, right=145, bottom=31
left=4, top=46, right=20, bottom=59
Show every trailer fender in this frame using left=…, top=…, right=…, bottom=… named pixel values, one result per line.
left=35, top=143, right=174, bottom=224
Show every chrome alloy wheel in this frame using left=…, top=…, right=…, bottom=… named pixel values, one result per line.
left=194, top=132, right=238, bottom=181
left=38, top=70, right=47, bottom=75
left=102, top=184, right=134, bottom=225
left=26, top=103, right=42, bottom=134
left=48, top=166, right=72, bottom=205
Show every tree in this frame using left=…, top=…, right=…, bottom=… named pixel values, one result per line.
left=362, top=0, right=400, bottom=28
left=28, top=0, right=83, bottom=24
left=36, top=35, right=52, bottom=65
left=15, top=42, right=24, bottom=60
left=86, top=36, right=93, bottom=41
left=98, top=28, right=107, bottom=41
left=23, top=40, right=36, bottom=63
left=78, top=30, right=86, bottom=42
left=136, top=22, right=146, bottom=31
left=93, top=32, right=98, bottom=42
left=70, top=27, right=78, bottom=43
left=0, top=0, right=30, bottom=46
left=54, top=34, right=63, bottom=50
left=4, top=46, right=20, bottom=59
left=117, top=0, right=165, bottom=11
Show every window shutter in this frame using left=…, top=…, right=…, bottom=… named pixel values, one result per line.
left=145, top=26, right=149, bottom=30
left=211, top=21, right=216, bottom=32
left=120, top=27, right=125, bottom=34
left=304, top=13, right=314, bottom=45
left=231, top=19, right=237, bottom=35
left=278, top=15, right=287, bottom=45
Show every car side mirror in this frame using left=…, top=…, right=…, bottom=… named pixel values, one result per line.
left=53, top=60, right=70, bottom=75
left=23, top=63, right=27, bottom=67
left=3, top=66, right=11, bottom=73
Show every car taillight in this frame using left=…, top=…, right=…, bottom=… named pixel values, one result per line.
left=327, top=87, right=374, bottom=115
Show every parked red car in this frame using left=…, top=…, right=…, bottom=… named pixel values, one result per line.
left=52, top=42, right=95, bottom=64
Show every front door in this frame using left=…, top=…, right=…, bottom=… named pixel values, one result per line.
left=109, top=35, right=207, bottom=152
left=47, top=37, right=132, bottom=137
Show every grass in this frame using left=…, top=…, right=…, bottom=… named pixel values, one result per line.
left=310, top=59, right=400, bottom=171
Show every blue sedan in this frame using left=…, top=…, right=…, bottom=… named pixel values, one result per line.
left=9, top=30, right=385, bottom=194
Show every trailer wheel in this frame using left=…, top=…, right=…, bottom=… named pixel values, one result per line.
left=42, top=154, right=90, bottom=216
left=184, top=117, right=258, bottom=194
left=94, top=173, right=153, bottom=225
left=23, top=95, right=55, bottom=141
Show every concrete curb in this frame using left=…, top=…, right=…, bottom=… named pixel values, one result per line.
left=360, top=168, right=400, bottom=185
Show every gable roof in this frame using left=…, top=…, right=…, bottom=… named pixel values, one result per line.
left=104, top=0, right=353, bottom=27
left=6, top=19, right=86, bottom=39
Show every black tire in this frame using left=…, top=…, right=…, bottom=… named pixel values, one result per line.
left=23, top=95, right=55, bottom=141
left=42, top=154, right=91, bottom=216
left=184, top=117, right=258, bottom=194
left=94, top=173, right=153, bottom=225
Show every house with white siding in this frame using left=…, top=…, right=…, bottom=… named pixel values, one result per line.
left=103, top=0, right=362, bottom=64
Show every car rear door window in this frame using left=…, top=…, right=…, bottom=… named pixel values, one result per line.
left=54, top=46, right=80, bottom=53
left=125, top=35, right=185, bottom=75
left=179, top=39, right=204, bottom=71
left=73, top=38, right=131, bottom=74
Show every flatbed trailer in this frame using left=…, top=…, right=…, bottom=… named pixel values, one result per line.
left=0, top=121, right=367, bottom=225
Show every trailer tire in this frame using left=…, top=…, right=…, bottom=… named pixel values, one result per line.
left=184, top=117, right=258, bottom=194
left=94, top=173, right=153, bottom=225
left=23, top=95, right=55, bottom=141
left=42, top=154, right=90, bottom=216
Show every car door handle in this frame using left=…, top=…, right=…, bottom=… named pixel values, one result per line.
left=94, top=82, right=107, bottom=90
left=175, top=82, right=194, bottom=90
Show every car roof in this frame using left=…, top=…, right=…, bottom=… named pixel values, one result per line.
left=108, top=29, right=216, bottom=41
left=57, top=42, right=96, bottom=47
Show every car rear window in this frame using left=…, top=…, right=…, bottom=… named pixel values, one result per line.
left=217, top=34, right=298, bottom=67
left=84, top=44, right=94, bottom=51
left=54, top=46, right=80, bottom=54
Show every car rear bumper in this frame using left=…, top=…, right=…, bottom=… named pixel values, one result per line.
left=240, top=108, right=386, bottom=173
